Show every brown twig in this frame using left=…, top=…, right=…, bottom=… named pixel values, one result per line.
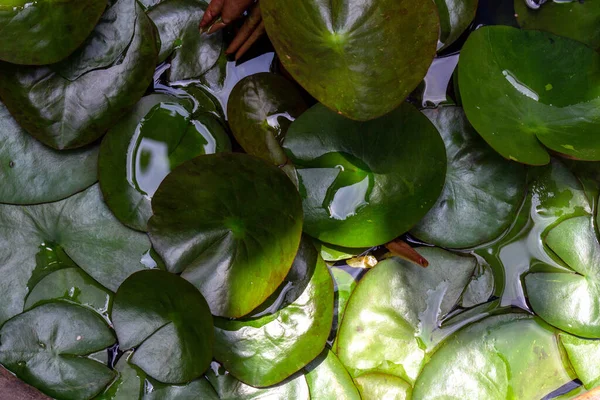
left=0, top=366, right=50, bottom=400
left=226, top=3, right=262, bottom=54
left=385, top=239, right=429, bottom=268
left=575, top=386, right=600, bottom=400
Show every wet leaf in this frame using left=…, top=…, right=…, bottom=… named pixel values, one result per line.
left=412, top=314, right=576, bottom=400
left=261, top=0, right=439, bottom=120
left=99, top=94, right=231, bottom=231
left=515, top=0, right=600, bottom=50
left=560, top=333, right=600, bottom=390
left=149, top=0, right=222, bottom=81
left=336, top=247, right=477, bottom=383
left=459, top=26, right=600, bottom=164
left=144, top=377, right=219, bottom=400
left=283, top=102, right=446, bottom=247
left=95, top=352, right=145, bottom=400
left=228, top=73, right=307, bottom=166
left=526, top=215, right=600, bottom=338
left=0, top=0, right=159, bottom=150
left=0, top=184, right=152, bottom=325
left=0, top=101, right=98, bottom=204
left=149, top=153, right=303, bottom=318
left=355, top=373, right=411, bottom=400
left=0, top=0, right=106, bottom=65
left=330, top=266, right=358, bottom=350
left=214, top=239, right=333, bottom=387
left=460, top=263, right=494, bottom=308
left=315, top=242, right=368, bottom=262
left=411, top=106, right=527, bottom=248
left=0, top=302, right=116, bottom=400
left=304, top=350, right=361, bottom=400
left=435, top=0, right=479, bottom=50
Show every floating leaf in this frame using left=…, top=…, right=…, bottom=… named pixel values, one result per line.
left=526, top=215, right=600, bottom=338
left=459, top=26, right=600, bottom=164
left=112, top=270, right=214, bottom=384
left=0, top=302, right=116, bottom=400
left=261, top=0, right=439, bottom=120
left=0, top=0, right=159, bottom=149
left=96, top=352, right=145, bottom=400
left=0, top=101, right=98, bottom=204
left=412, top=314, right=576, bottom=400
left=336, top=247, right=477, bottom=383
left=315, top=242, right=368, bottom=262
left=149, top=0, right=222, bottom=81
left=99, top=94, right=231, bottom=231
left=0, top=185, right=151, bottom=325
left=283, top=102, right=446, bottom=247
left=145, top=377, right=219, bottom=400
left=355, top=373, right=411, bottom=400
left=411, top=106, right=526, bottom=248
left=304, top=350, right=361, bottom=400
left=560, top=333, right=600, bottom=390
left=0, top=0, right=106, bottom=65
left=515, top=0, right=600, bottom=50
left=435, top=0, right=479, bottom=50
left=149, top=153, right=303, bottom=318
left=330, top=266, right=358, bottom=350
left=214, top=239, right=333, bottom=387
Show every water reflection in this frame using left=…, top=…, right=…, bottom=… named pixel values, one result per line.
left=502, top=69, right=539, bottom=101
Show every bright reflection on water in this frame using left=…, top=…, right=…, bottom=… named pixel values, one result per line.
left=502, top=69, right=539, bottom=101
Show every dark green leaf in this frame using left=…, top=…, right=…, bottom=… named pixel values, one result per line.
left=411, top=106, right=527, bottom=248
left=304, top=350, right=361, bottom=400
left=0, top=184, right=152, bottom=325
left=0, top=1, right=159, bottom=149
left=0, top=302, right=116, bottom=400
left=0, top=0, right=106, bottom=65
left=112, top=270, right=214, bottom=384
left=355, top=373, right=411, bottom=400
left=148, top=153, right=304, bottom=318
left=283, top=102, right=446, bottom=247
left=99, top=94, right=231, bottom=231
left=412, top=314, right=576, bottom=400
left=0, top=101, right=98, bottom=204
left=435, top=0, right=479, bottom=50
left=560, top=333, right=600, bottom=390
left=459, top=26, right=600, bottom=164
left=95, top=352, right=145, bottom=400
left=214, top=239, right=333, bottom=387
left=261, top=0, right=439, bottom=120
left=144, top=377, right=219, bottom=400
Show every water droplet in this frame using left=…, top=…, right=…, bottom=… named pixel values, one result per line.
left=502, top=70, right=539, bottom=101
left=8, top=161, right=14, bottom=168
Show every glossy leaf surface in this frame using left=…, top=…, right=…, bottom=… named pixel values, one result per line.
left=560, top=333, right=600, bottom=390
left=304, top=350, right=361, bottom=400
left=112, top=270, right=214, bottom=384
left=355, top=373, right=411, bottom=400
left=149, top=153, right=303, bottom=318
left=261, top=0, right=439, bottom=120
left=435, top=0, right=479, bottom=50
left=145, top=378, right=219, bottom=400
left=96, top=352, right=145, bottom=400
left=283, top=102, right=446, bottom=247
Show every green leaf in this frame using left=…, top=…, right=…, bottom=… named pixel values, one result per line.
left=315, top=242, right=368, bottom=262
left=460, top=263, right=494, bottom=308
left=206, top=364, right=310, bottom=400
left=560, top=333, right=600, bottom=390
left=459, top=25, right=600, bottom=164
left=0, top=101, right=98, bottom=204
left=515, top=0, right=600, bottom=50
left=112, top=270, right=214, bottom=384
left=411, top=106, right=527, bottom=248
left=99, top=94, right=231, bottom=231
left=330, top=266, right=358, bottom=351
left=526, top=215, right=600, bottom=338
left=412, top=314, right=576, bottom=400
left=95, top=352, right=145, bottom=400
left=283, top=102, right=446, bottom=247
left=0, top=302, right=116, bottom=400
left=0, top=0, right=106, bottom=65
left=213, top=238, right=333, bottom=387
left=0, top=184, right=152, bottom=325
left=304, top=350, right=361, bottom=400
left=149, top=0, right=222, bottom=81
left=144, top=377, right=219, bottom=400
left=435, top=0, right=479, bottom=50
left=227, top=73, right=307, bottom=166
left=148, top=153, right=303, bottom=318
left=336, top=247, right=477, bottom=383
left=0, top=0, right=159, bottom=150
left=261, top=0, right=439, bottom=120
left=355, top=373, right=412, bottom=400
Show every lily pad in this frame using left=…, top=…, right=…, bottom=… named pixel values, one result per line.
left=304, top=350, right=361, bottom=400
left=227, top=72, right=307, bottom=166
left=112, top=270, right=214, bottom=384
left=526, top=215, right=600, bottom=338
left=148, top=0, right=222, bottom=82
left=0, top=0, right=106, bottom=65
left=96, top=352, right=145, bottom=400
left=316, top=242, right=368, bottom=262
left=412, top=314, right=576, bottom=400
left=355, top=373, right=411, bottom=400
left=0, top=184, right=152, bottom=325
left=459, top=25, right=600, bottom=164
left=0, top=0, right=159, bottom=150
left=560, top=333, right=600, bottom=390
left=336, top=247, right=477, bottom=383
left=148, top=153, right=303, bottom=318
left=0, top=302, right=116, bottom=400
left=411, top=106, right=527, bottom=248
left=515, top=0, right=600, bottom=50
left=283, top=102, right=446, bottom=247
left=330, top=266, right=358, bottom=350
left=436, top=0, right=479, bottom=50
left=0, top=101, right=99, bottom=204
left=261, top=0, right=439, bottom=120
left=145, top=377, right=219, bottom=400
left=213, top=238, right=333, bottom=387
left=99, top=94, right=231, bottom=231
